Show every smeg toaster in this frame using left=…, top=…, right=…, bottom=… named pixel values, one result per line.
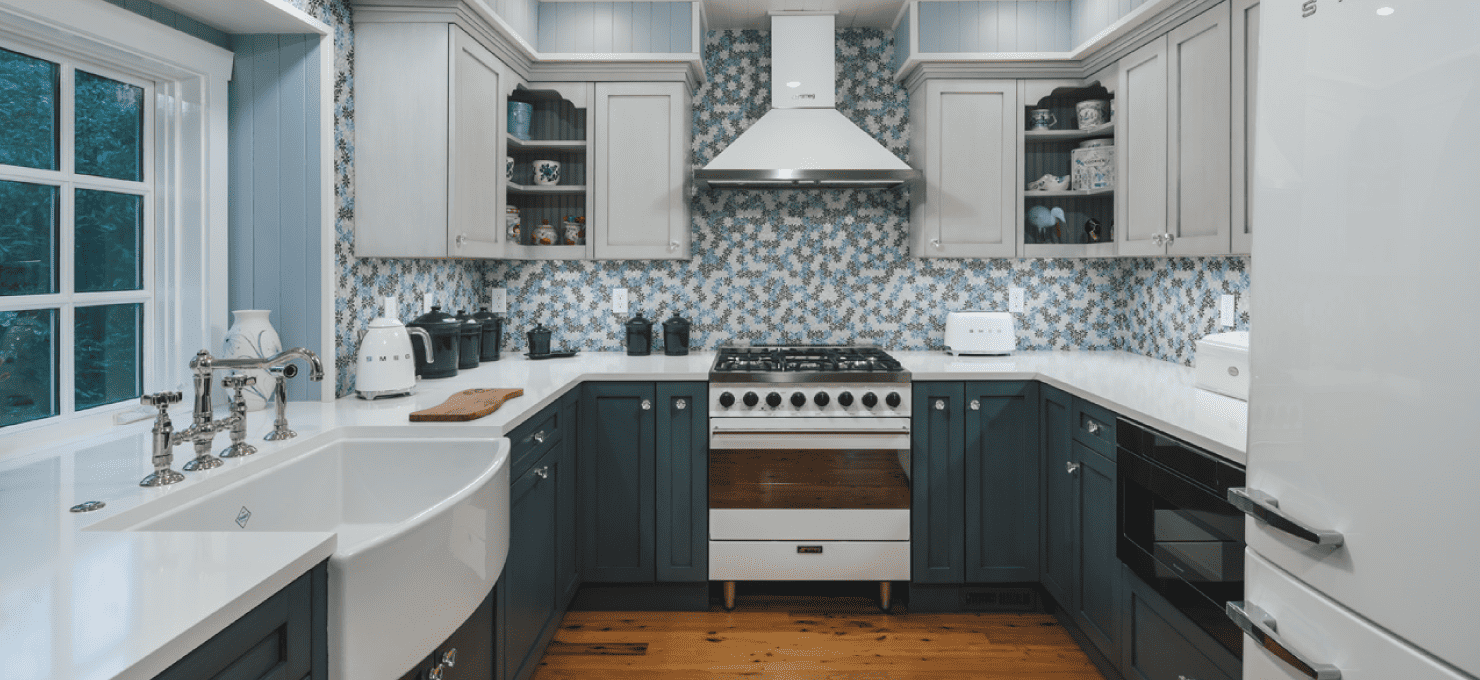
left=944, top=311, right=1017, bottom=355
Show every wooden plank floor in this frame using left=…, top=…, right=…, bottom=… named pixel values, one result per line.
left=531, top=596, right=1106, bottom=680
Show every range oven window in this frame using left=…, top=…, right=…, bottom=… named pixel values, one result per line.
left=1118, top=418, right=1246, bottom=657
left=710, top=448, right=911, bottom=509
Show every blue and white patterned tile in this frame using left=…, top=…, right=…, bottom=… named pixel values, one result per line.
left=1116, top=256, right=1252, bottom=365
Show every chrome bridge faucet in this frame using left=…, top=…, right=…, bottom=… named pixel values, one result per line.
left=139, top=348, right=324, bottom=487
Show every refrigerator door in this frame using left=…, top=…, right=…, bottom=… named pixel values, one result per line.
left=1241, top=550, right=1471, bottom=680
left=1248, top=0, right=1480, bottom=676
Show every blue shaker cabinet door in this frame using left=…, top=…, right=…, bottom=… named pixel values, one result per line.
left=1040, top=384, right=1078, bottom=609
left=558, top=388, right=582, bottom=603
left=504, top=457, right=559, bottom=680
left=655, top=382, right=708, bottom=582
left=1075, top=442, right=1122, bottom=661
left=580, top=382, right=657, bottom=582
left=911, top=382, right=966, bottom=584
left=963, top=381, right=1041, bottom=583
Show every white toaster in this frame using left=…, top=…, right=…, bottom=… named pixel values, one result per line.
left=944, top=311, right=1016, bottom=355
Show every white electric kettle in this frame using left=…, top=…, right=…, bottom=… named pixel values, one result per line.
left=356, top=315, right=432, bottom=399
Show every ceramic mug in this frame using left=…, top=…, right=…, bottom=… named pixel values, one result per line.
left=1076, top=100, right=1109, bottom=129
left=508, top=101, right=533, bottom=140
left=1029, top=109, right=1057, bottom=130
left=533, top=159, right=561, bottom=186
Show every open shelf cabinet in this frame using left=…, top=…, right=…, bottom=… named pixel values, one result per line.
left=505, top=83, right=595, bottom=259
left=1019, top=78, right=1118, bottom=258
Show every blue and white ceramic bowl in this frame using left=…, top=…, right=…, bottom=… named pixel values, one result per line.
left=533, top=159, right=561, bottom=186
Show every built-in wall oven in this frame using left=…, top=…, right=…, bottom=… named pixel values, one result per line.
left=707, top=346, right=912, bottom=610
left=1117, top=417, right=1246, bottom=657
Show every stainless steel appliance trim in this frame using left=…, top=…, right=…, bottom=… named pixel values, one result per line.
left=708, top=371, right=912, bottom=385
left=1228, top=487, right=1344, bottom=548
left=1226, top=600, right=1342, bottom=680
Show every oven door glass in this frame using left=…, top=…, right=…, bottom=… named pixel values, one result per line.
left=709, top=418, right=911, bottom=510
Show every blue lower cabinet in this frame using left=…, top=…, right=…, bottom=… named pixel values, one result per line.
left=911, top=382, right=966, bottom=584
left=152, top=561, right=327, bottom=680
left=654, top=382, right=708, bottom=582
left=501, top=448, right=563, bottom=680
left=1040, top=385, right=1077, bottom=609
left=558, top=389, right=581, bottom=603
left=580, top=383, right=657, bottom=582
left=1075, top=442, right=1121, bottom=661
left=1121, top=564, right=1238, bottom=680
left=964, top=381, right=1040, bottom=582
left=398, top=588, right=495, bottom=680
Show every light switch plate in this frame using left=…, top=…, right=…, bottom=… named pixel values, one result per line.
left=1009, top=287, right=1025, bottom=313
left=490, top=287, right=507, bottom=315
left=422, top=293, right=434, bottom=314
left=612, top=288, right=629, bottom=315
left=1220, top=294, right=1236, bottom=327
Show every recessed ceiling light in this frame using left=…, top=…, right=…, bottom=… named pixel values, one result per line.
left=1376, top=6, right=1395, bottom=15
left=786, top=81, right=802, bottom=88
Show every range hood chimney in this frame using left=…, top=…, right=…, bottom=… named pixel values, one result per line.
left=693, top=13, right=919, bottom=190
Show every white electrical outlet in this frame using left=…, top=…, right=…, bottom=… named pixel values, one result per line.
left=612, top=288, right=629, bottom=315
left=384, top=296, right=399, bottom=321
left=1220, top=294, right=1236, bottom=327
left=422, top=293, right=434, bottom=314
left=490, top=287, right=507, bottom=315
left=1009, top=287, right=1025, bottom=313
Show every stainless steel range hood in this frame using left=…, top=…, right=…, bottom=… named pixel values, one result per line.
left=693, top=13, right=919, bottom=190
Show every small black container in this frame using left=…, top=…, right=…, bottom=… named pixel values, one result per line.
left=625, top=312, right=653, bottom=356
left=407, top=306, right=460, bottom=379
left=471, top=308, right=503, bottom=361
left=454, top=310, right=482, bottom=369
left=527, top=322, right=553, bottom=356
left=662, top=312, right=691, bottom=356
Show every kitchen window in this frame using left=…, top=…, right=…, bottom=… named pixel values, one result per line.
left=0, top=4, right=233, bottom=440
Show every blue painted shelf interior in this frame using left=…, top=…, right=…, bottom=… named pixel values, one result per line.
left=1023, top=83, right=1116, bottom=247
left=507, top=86, right=587, bottom=248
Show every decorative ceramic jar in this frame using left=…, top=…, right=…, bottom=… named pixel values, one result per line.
left=533, top=219, right=558, bottom=245
left=1071, top=144, right=1115, bottom=191
left=533, top=160, right=561, bottom=186
left=662, top=312, right=691, bottom=356
left=1076, top=99, right=1109, bottom=129
left=625, top=312, right=653, bottom=356
left=527, top=323, right=553, bottom=356
left=508, top=101, right=532, bottom=140
left=506, top=205, right=521, bottom=244
left=562, top=217, right=585, bottom=245
left=453, top=310, right=482, bottom=370
left=1028, top=109, right=1057, bottom=130
left=505, top=156, right=514, bottom=182
left=222, top=309, right=281, bottom=411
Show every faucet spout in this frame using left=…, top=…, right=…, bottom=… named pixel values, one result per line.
left=212, top=347, right=325, bottom=382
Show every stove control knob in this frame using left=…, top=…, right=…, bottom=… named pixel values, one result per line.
left=790, top=392, right=807, bottom=408
left=885, top=392, right=902, bottom=409
left=814, top=392, right=830, bottom=407
left=862, top=392, right=879, bottom=409
left=719, top=392, right=735, bottom=408
left=837, top=391, right=854, bottom=407
left=766, top=392, right=782, bottom=408
left=743, top=392, right=759, bottom=408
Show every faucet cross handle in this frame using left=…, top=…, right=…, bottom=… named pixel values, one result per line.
left=221, top=374, right=257, bottom=390
left=141, top=391, right=183, bottom=409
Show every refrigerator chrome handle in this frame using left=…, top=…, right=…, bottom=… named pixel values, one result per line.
left=1229, top=487, right=1344, bottom=547
left=1226, top=601, right=1342, bottom=680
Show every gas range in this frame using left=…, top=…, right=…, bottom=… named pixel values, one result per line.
left=708, top=345, right=911, bottom=417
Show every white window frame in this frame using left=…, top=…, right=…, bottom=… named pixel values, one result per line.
left=0, top=0, right=232, bottom=447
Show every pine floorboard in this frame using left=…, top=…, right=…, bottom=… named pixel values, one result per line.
left=531, top=596, right=1106, bottom=680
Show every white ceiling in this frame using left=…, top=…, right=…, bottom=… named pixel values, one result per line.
left=700, top=0, right=909, bottom=30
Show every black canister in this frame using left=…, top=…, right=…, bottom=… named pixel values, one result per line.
left=625, top=311, right=653, bottom=356
left=527, top=322, right=553, bottom=356
left=471, top=307, right=503, bottom=361
left=662, top=312, right=691, bottom=356
left=407, top=305, right=460, bottom=378
left=454, top=310, right=482, bottom=369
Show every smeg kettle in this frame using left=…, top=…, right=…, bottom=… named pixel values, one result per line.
left=356, top=315, right=432, bottom=399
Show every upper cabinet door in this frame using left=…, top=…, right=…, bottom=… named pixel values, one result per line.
left=1230, top=0, right=1260, bottom=255
left=449, top=25, right=508, bottom=258
left=1117, top=37, right=1170, bottom=257
left=910, top=79, right=1018, bottom=258
left=593, top=82, right=692, bottom=260
left=1166, top=0, right=1232, bottom=256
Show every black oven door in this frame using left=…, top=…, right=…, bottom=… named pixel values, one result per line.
left=1118, top=422, right=1246, bottom=657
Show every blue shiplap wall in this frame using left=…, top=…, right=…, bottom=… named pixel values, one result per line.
left=917, top=0, right=1072, bottom=53
left=100, top=0, right=231, bottom=49
left=1070, top=0, right=1150, bottom=46
left=489, top=0, right=541, bottom=46
left=228, top=34, right=325, bottom=401
left=892, top=10, right=911, bottom=72
left=538, top=2, right=694, bottom=53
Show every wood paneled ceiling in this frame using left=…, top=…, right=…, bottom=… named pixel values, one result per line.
left=699, top=0, right=909, bottom=30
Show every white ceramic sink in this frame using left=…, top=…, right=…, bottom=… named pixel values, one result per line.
left=94, top=435, right=510, bottom=680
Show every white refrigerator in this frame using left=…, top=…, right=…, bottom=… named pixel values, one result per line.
left=1239, top=1, right=1480, bottom=679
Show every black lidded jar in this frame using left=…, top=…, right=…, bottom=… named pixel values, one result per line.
left=407, top=305, right=460, bottom=378
left=625, top=311, right=653, bottom=356
left=471, top=308, right=503, bottom=361
left=454, top=310, right=482, bottom=369
left=527, top=322, right=553, bottom=356
left=662, top=312, right=691, bottom=356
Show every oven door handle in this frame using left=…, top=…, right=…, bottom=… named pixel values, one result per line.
left=709, top=428, right=911, bottom=450
left=1228, top=487, right=1344, bottom=547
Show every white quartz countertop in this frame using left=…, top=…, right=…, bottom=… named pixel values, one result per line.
left=0, top=348, right=1243, bottom=680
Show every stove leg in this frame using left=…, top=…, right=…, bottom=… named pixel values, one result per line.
left=723, top=581, right=737, bottom=611
left=879, top=581, right=893, bottom=613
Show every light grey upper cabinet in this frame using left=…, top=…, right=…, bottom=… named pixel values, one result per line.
left=1166, top=0, right=1232, bottom=256
left=909, top=79, right=1019, bottom=258
left=593, top=81, right=692, bottom=260
left=1116, top=36, right=1170, bottom=257
left=1230, top=0, right=1260, bottom=255
left=354, top=23, right=509, bottom=259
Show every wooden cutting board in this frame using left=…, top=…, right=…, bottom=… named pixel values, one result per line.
left=410, top=388, right=524, bottom=422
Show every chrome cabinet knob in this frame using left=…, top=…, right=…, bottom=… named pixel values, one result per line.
left=429, top=665, right=444, bottom=680
left=676, top=399, right=687, bottom=410
left=455, top=233, right=468, bottom=247
left=641, top=399, right=652, bottom=410
left=930, top=238, right=942, bottom=249
left=533, top=431, right=546, bottom=444
left=970, top=399, right=980, bottom=410
left=1066, top=461, right=1080, bottom=474
left=934, top=400, right=945, bottom=411
left=668, top=240, right=680, bottom=251
left=442, top=648, right=457, bottom=667
left=1086, top=420, right=1101, bottom=435
left=535, top=466, right=550, bottom=480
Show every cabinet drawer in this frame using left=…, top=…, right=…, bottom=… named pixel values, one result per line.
left=1125, top=571, right=1238, bottom=680
left=709, top=541, right=910, bottom=581
left=509, top=403, right=563, bottom=479
left=1072, top=398, right=1116, bottom=458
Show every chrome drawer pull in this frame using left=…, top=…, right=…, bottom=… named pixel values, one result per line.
left=1226, top=601, right=1341, bottom=680
left=676, top=399, right=687, bottom=410
left=533, top=431, right=546, bottom=444
left=641, top=399, right=652, bottom=410
left=934, top=400, right=945, bottom=411
left=1066, top=461, right=1080, bottom=474
left=1086, top=420, right=1101, bottom=435
left=535, top=466, right=550, bottom=480
left=969, top=399, right=980, bottom=410
left=1228, top=488, right=1344, bottom=547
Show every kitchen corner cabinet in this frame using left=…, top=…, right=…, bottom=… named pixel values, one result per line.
left=911, top=382, right=1038, bottom=584
left=1018, top=77, right=1119, bottom=259
left=593, top=82, right=693, bottom=260
left=355, top=22, right=509, bottom=258
left=505, top=83, right=596, bottom=260
left=908, top=80, right=1019, bottom=258
left=1230, top=0, right=1260, bottom=255
left=152, top=561, right=327, bottom=680
left=1117, top=0, right=1233, bottom=256
left=580, top=382, right=707, bottom=582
